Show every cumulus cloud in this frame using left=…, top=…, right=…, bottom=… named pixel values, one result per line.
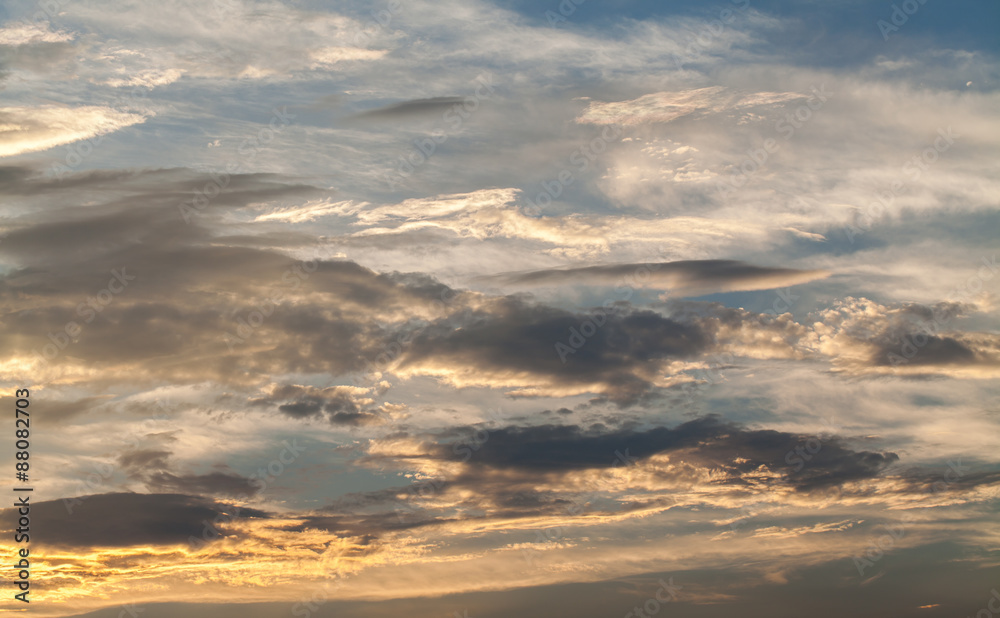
left=811, top=297, right=1000, bottom=377
left=250, top=383, right=385, bottom=426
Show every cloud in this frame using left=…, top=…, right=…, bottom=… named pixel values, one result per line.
left=116, top=447, right=257, bottom=498
left=0, top=165, right=990, bottom=405
left=393, top=298, right=711, bottom=402
left=483, top=259, right=830, bottom=296
left=0, top=22, right=76, bottom=79
left=811, top=297, right=1000, bottom=377
left=0, top=167, right=450, bottom=387
left=368, top=416, right=900, bottom=495
left=22, top=0, right=387, bottom=83
left=0, top=22, right=74, bottom=45
left=575, top=87, right=806, bottom=126
left=343, top=188, right=776, bottom=261
left=0, top=106, right=149, bottom=158
left=356, top=96, right=468, bottom=119
left=352, top=188, right=520, bottom=225
left=250, top=383, right=384, bottom=426
left=253, top=200, right=354, bottom=223
left=0, top=2, right=996, bottom=615
left=309, top=46, right=388, bottom=67
left=103, top=68, right=185, bottom=88
left=3, top=493, right=267, bottom=548
left=0, top=393, right=109, bottom=425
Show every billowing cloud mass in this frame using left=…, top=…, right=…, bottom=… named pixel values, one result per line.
left=0, top=0, right=997, bottom=617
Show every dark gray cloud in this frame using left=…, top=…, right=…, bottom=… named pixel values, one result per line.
left=484, top=260, right=830, bottom=295
left=0, top=166, right=320, bottom=272
left=356, top=97, right=467, bottom=119
left=0, top=167, right=466, bottom=385
left=871, top=334, right=977, bottom=367
left=278, top=401, right=323, bottom=418
left=333, top=417, right=908, bottom=532
left=145, top=471, right=258, bottom=498
left=0, top=394, right=108, bottom=425
left=250, top=384, right=383, bottom=425
left=329, top=410, right=381, bottom=426
left=431, top=416, right=900, bottom=492
left=117, top=448, right=256, bottom=498
left=896, top=466, right=1000, bottom=494
left=2, top=493, right=267, bottom=548
left=398, top=298, right=710, bottom=403
left=119, top=448, right=172, bottom=471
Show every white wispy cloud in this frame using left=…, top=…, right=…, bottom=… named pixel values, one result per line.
left=0, top=105, right=149, bottom=157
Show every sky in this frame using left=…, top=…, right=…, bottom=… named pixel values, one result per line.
left=0, top=0, right=998, bottom=616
